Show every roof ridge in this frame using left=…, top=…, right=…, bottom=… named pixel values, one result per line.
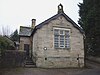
left=34, top=12, right=84, bottom=34
left=20, top=26, right=32, bottom=29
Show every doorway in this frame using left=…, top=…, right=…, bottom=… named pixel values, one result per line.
left=24, top=44, right=30, bottom=57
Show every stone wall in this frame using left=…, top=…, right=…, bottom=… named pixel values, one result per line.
left=19, top=37, right=32, bottom=58
left=19, top=37, right=31, bottom=50
left=32, top=15, right=84, bottom=68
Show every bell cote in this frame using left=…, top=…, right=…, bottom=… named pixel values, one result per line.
left=58, top=4, right=64, bottom=14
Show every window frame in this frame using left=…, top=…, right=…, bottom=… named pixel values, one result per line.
left=53, top=27, right=70, bottom=49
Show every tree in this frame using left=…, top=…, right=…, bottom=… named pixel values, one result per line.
left=0, top=36, right=15, bottom=67
left=10, top=29, right=19, bottom=41
left=78, top=0, right=100, bottom=56
left=1, top=25, right=12, bottom=36
left=0, top=36, right=15, bottom=50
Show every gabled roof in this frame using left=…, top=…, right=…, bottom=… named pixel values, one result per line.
left=19, top=4, right=84, bottom=37
left=19, top=26, right=32, bottom=37
left=32, top=12, right=84, bottom=34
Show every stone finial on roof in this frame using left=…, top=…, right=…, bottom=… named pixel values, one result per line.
left=58, top=3, right=64, bottom=14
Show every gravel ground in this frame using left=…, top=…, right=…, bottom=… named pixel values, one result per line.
left=0, top=68, right=86, bottom=75
left=1, top=60, right=100, bottom=75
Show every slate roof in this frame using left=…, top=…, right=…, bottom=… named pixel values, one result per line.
left=19, top=26, right=32, bottom=37
left=31, top=12, right=84, bottom=35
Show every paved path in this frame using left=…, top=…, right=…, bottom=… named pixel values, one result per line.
left=0, top=60, right=100, bottom=75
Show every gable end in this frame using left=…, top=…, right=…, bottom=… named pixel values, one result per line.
left=34, top=12, right=84, bottom=34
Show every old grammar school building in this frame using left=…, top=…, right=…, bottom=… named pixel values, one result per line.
left=19, top=4, right=85, bottom=68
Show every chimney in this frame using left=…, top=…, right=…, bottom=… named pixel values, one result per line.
left=31, top=19, right=36, bottom=28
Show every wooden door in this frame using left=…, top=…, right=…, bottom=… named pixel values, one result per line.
left=24, top=44, right=29, bottom=56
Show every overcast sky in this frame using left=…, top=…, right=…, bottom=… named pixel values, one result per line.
left=0, top=0, right=83, bottom=35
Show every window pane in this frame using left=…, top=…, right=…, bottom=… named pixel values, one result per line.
left=60, top=35, right=64, bottom=48
left=54, top=35, right=59, bottom=39
left=54, top=29, right=59, bottom=35
left=54, top=35, right=59, bottom=48
left=60, top=35, right=64, bottom=40
left=60, top=45, right=64, bottom=47
left=54, top=43, right=59, bottom=48
left=65, top=36, right=70, bottom=48
left=65, top=30, right=70, bottom=37
left=65, top=44, right=70, bottom=48
left=60, top=30, right=64, bottom=35
left=60, top=41, right=64, bottom=45
left=54, top=35, right=59, bottom=43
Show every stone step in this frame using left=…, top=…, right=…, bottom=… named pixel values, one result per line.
left=25, top=64, right=36, bottom=68
left=25, top=60, right=35, bottom=64
left=25, top=60, right=33, bottom=63
left=24, top=57, right=36, bottom=68
left=25, top=62, right=34, bottom=65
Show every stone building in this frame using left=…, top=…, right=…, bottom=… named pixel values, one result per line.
left=19, top=4, right=85, bottom=68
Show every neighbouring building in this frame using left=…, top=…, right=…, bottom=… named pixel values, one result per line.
left=19, top=4, right=85, bottom=68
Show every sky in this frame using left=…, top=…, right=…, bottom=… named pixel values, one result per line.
left=0, top=0, right=83, bottom=35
